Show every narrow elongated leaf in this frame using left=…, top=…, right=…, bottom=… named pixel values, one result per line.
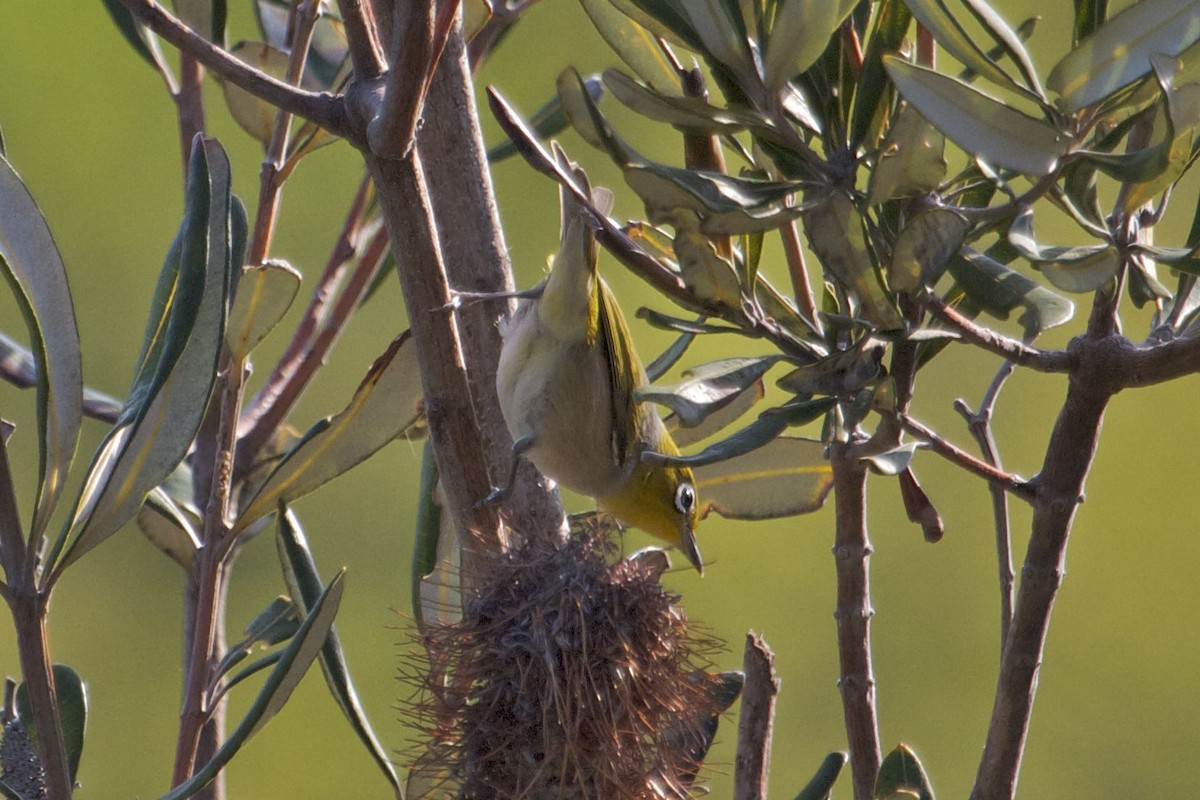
left=580, top=0, right=681, bottom=95
left=776, top=343, right=883, bottom=396
left=850, top=0, right=912, bottom=148
left=764, top=0, right=858, bottom=94
left=102, top=0, right=176, bottom=84
left=488, top=76, right=605, bottom=162
left=235, top=332, right=421, bottom=530
left=1121, top=56, right=1200, bottom=212
left=666, top=367, right=766, bottom=448
left=1008, top=208, right=1120, bottom=292
left=604, top=69, right=771, bottom=135
left=947, top=248, right=1074, bottom=336
left=0, top=155, right=82, bottom=543
left=695, top=436, right=832, bottom=519
left=637, top=356, right=780, bottom=427
left=223, top=41, right=293, bottom=145
left=137, top=486, right=201, bottom=569
left=680, top=0, right=752, bottom=77
left=875, top=743, right=935, bottom=800
left=802, top=191, right=903, bottom=329
left=885, top=56, right=1069, bottom=175
left=890, top=209, right=970, bottom=290
left=213, top=595, right=300, bottom=683
left=644, top=397, right=837, bottom=468
left=14, top=664, right=87, bottom=783
left=56, top=138, right=234, bottom=571
left=861, top=442, right=922, bottom=475
left=1048, top=0, right=1200, bottom=112
left=796, top=752, right=848, bottom=800
left=866, top=102, right=947, bottom=205
left=276, top=509, right=401, bottom=793
left=226, top=259, right=301, bottom=357
left=904, top=0, right=1044, bottom=101
left=156, top=572, right=345, bottom=800
left=670, top=225, right=743, bottom=305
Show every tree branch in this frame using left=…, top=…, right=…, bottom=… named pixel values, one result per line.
left=734, top=633, right=779, bottom=800
left=970, top=354, right=1113, bottom=800
left=336, top=0, right=386, bottom=80
left=829, top=442, right=881, bottom=800
left=923, top=294, right=1073, bottom=372
left=899, top=414, right=1036, bottom=503
left=114, top=0, right=359, bottom=145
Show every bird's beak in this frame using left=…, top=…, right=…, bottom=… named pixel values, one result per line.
left=679, top=525, right=703, bottom=576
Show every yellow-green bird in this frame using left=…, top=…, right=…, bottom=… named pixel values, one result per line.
left=492, top=155, right=703, bottom=573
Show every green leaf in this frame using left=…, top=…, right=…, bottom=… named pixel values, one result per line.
left=488, top=75, right=605, bottom=162
left=14, top=664, right=87, bottom=783
left=802, top=191, right=904, bottom=329
left=947, top=248, right=1074, bottom=336
left=796, top=752, right=848, bottom=800
left=678, top=0, right=754, bottom=78
left=1048, top=0, right=1200, bottom=113
left=670, top=225, right=743, bottom=305
left=101, top=0, right=176, bottom=86
left=1008, top=208, right=1120, bottom=292
left=645, top=329, right=697, bottom=382
left=579, top=0, right=682, bottom=96
left=1073, top=0, right=1108, bottom=46
left=137, top=486, right=201, bottom=569
left=666, top=365, right=766, bottom=448
left=645, top=397, right=837, bottom=468
left=236, top=332, right=421, bottom=530
left=226, top=259, right=301, bottom=357
left=604, top=69, right=772, bottom=135
left=867, top=101, right=948, bottom=205
left=874, top=743, right=935, bottom=800
left=173, top=0, right=220, bottom=41
left=850, top=0, right=912, bottom=148
left=904, top=0, right=1045, bottom=102
left=412, top=441, right=462, bottom=628
left=695, top=436, right=832, bottom=519
left=629, top=167, right=811, bottom=234
left=156, top=572, right=345, bottom=800
left=0, top=154, right=83, bottom=545
left=212, top=596, right=300, bottom=686
left=276, top=508, right=401, bottom=794
left=884, top=56, right=1069, bottom=176
left=775, top=342, right=883, bottom=396
left=638, top=356, right=781, bottom=427
left=222, top=41, right=293, bottom=146
left=860, top=442, right=922, bottom=476
left=56, top=138, right=234, bottom=572
left=889, top=209, right=969, bottom=291
left=763, top=0, right=858, bottom=94
left=1121, top=56, right=1200, bottom=212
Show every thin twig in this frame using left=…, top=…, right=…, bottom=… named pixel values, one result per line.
left=923, top=293, right=1073, bottom=372
left=899, top=414, right=1036, bottom=503
left=954, top=358, right=1019, bottom=650
left=10, top=596, right=72, bottom=800
left=779, top=218, right=823, bottom=337
left=467, top=0, right=540, bottom=69
left=236, top=175, right=373, bottom=474
left=114, top=0, right=358, bottom=145
left=733, top=632, right=778, bottom=800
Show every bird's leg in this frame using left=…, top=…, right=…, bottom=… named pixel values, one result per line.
left=445, top=282, right=545, bottom=310
left=479, top=435, right=537, bottom=506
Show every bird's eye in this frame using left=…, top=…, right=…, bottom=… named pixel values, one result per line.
left=674, top=482, right=696, bottom=515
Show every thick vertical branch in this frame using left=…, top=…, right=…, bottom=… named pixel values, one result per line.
left=970, top=351, right=1113, bottom=800
left=365, top=148, right=504, bottom=566
left=418, top=25, right=564, bottom=535
left=830, top=443, right=882, bottom=800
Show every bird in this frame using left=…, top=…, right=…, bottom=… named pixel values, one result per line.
left=489, top=150, right=703, bottom=573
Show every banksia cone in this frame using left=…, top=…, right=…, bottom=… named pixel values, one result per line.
left=407, top=526, right=727, bottom=799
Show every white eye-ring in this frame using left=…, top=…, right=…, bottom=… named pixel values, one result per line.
left=675, top=482, right=696, bottom=515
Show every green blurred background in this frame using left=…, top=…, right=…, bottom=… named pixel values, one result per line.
left=2, top=1, right=1199, bottom=797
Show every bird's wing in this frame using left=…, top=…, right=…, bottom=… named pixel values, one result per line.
left=597, top=278, right=648, bottom=470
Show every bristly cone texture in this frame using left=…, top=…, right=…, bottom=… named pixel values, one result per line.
left=408, top=528, right=723, bottom=800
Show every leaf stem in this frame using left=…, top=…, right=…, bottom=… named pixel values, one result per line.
left=898, top=413, right=1035, bottom=503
